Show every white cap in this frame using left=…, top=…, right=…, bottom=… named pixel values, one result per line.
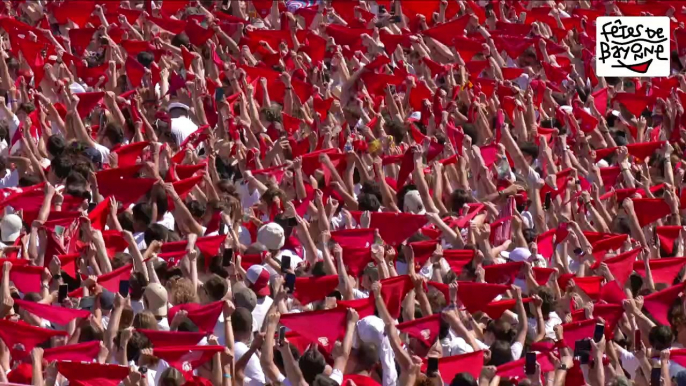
left=403, top=190, right=426, bottom=215
left=69, top=82, right=86, bottom=94
left=500, top=247, right=532, bottom=263
left=0, top=214, right=22, bottom=242
left=257, top=223, right=285, bottom=251
left=168, top=102, right=190, bottom=112
left=354, top=315, right=385, bottom=348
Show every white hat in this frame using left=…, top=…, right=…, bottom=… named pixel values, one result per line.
left=403, top=190, right=426, bottom=215
left=168, top=102, right=190, bottom=112
left=245, top=265, right=270, bottom=297
left=500, top=247, right=532, bottom=263
left=69, top=82, right=86, bottom=94
left=0, top=214, right=22, bottom=242
left=354, top=315, right=385, bottom=348
left=257, top=223, right=285, bottom=251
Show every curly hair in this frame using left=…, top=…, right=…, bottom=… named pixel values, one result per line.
left=168, top=277, right=200, bottom=305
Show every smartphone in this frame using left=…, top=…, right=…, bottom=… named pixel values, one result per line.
left=390, top=15, right=402, bottom=23
left=651, top=367, right=661, bottom=386
left=426, top=357, right=439, bottom=375
left=285, top=272, right=296, bottom=293
left=278, top=326, right=286, bottom=346
left=544, top=192, right=552, bottom=210
left=378, top=5, right=387, bottom=14
left=636, top=170, right=643, bottom=181
left=281, top=254, right=291, bottom=273
left=88, top=202, right=97, bottom=212
left=215, top=87, right=225, bottom=102
left=58, top=284, right=68, bottom=303
left=222, top=248, right=234, bottom=267
left=593, top=323, right=605, bottom=343
left=635, top=330, right=641, bottom=347
left=525, top=352, right=537, bottom=375
left=119, top=280, right=130, bottom=297
left=574, top=339, right=591, bottom=364
left=54, top=225, right=65, bottom=237
left=79, top=296, right=95, bottom=310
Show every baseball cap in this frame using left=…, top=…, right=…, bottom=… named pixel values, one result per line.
left=500, top=247, right=532, bottom=263
left=245, top=265, right=270, bottom=297
left=143, top=283, right=168, bottom=317
left=234, top=288, right=257, bottom=311
left=7, top=363, right=32, bottom=384
left=168, top=102, right=190, bottom=112
left=257, top=223, right=285, bottom=251
left=99, top=290, right=114, bottom=311
left=403, top=190, right=426, bottom=215
left=1, top=214, right=22, bottom=242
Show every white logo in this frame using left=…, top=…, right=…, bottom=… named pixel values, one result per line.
left=596, top=16, right=670, bottom=77
left=318, top=337, right=329, bottom=347
left=420, top=329, right=431, bottom=341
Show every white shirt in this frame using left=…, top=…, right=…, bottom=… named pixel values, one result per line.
left=157, top=212, right=176, bottom=231
left=528, top=312, right=562, bottom=340
left=235, top=341, right=266, bottom=385
left=252, top=296, right=273, bottom=333
left=0, top=169, right=19, bottom=189
left=237, top=182, right=260, bottom=210
left=157, top=317, right=170, bottom=331
left=93, top=143, right=110, bottom=165
left=171, top=116, right=199, bottom=147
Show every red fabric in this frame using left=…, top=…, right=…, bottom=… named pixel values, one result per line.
left=154, top=345, right=224, bottom=372
left=57, top=361, right=130, bottom=386
left=599, top=280, right=627, bottom=305
left=350, top=211, right=428, bottom=246
left=423, top=15, right=470, bottom=44
left=138, top=330, right=206, bottom=348
left=68, top=27, right=96, bottom=55
left=397, top=313, right=440, bottom=347
left=340, top=246, right=372, bottom=277
left=482, top=298, right=532, bottom=319
left=484, top=262, right=523, bottom=285
left=379, top=275, right=414, bottom=319
left=14, top=299, right=90, bottom=325
left=113, top=141, right=150, bottom=168
left=396, top=148, right=415, bottom=189
left=631, top=198, right=672, bottom=227
left=69, top=264, right=133, bottom=298
left=592, top=248, right=641, bottom=285
left=591, top=234, right=628, bottom=260
left=442, top=249, right=476, bottom=272
left=497, top=352, right=555, bottom=380
left=43, top=341, right=101, bottom=363
left=337, top=296, right=375, bottom=319
left=430, top=281, right=509, bottom=313
left=167, top=301, right=223, bottom=333
left=421, top=351, right=484, bottom=382
left=9, top=264, right=43, bottom=294
left=626, top=141, right=665, bottom=161
left=558, top=275, right=603, bottom=300
left=292, top=275, right=339, bottom=306
left=656, top=226, right=682, bottom=254
left=331, top=229, right=375, bottom=248
left=572, top=303, right=624, bottom=339
left=613, top=92, right=655, bottom=116
left=409, top=240, right=439, bottom=266
left=149, top=16, right=186, bottom=34
left=643, top=282, right=686, bottom=326
left=561, top=319, right=597, bottom=347
left=125, top=56, right=146, bottom=88
left=634, top=257, right=686, bottom=284
left=88, top=198, right=110, bottom=231
left=76, top=92, right=105, bottom=119
left=280, top=307, right=347, bottom=347
left=0, top=319, right=67, bottom=355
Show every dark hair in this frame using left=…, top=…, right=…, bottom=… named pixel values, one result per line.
left=150, top=188, right=169, bottom=216
left=520, top=142, right=539, bottom=161
left=171, top=33, right=191, bottom=49
left=536, top=286, right=555, bottom=316
left=299, top=347, right=328, bottom=384
left=354, top=342, right=378, bottom=370
left=187, top=200, right=206, bottom=219
left=129, top=271, right=148, bottom=301
left=358, top=193, right=381, bottom=212
left=649, top=325, right=673, bottom=351
left=51, top=156, right=75, bottom=180
left=132, top=203, right=153, bottom=226
left=487, top=340, right=512, bottom=366
left=486, top=319, right=516, bottom=342
left=451, top=373, right=478, bottom=386
left=204, top=274, right=228, bottom=302
left=102, top=122, right=125, bottom=146
left=79, top=324, right=104, bottom=343
left=360, top=181, right=382, bottom=203
left=450, top=189, right=473, bottom=212
left=136, top=52, right=154, bottom=68
left=230, top=307, right=253, bottom=335
left=144, top=223, right=170, bottom=246
left=47, top=135, right=66, bottom=158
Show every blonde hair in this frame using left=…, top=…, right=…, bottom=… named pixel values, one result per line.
left=133, top=311, right=158, bottom=330
left=169, top=277, right=200, bottom=305
left=158, top=367, right=185, bottom=386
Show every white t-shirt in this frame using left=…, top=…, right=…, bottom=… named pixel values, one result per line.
left=171, top=116, right=199, bottom=146
left=0, top=169, right=19, bottom=189
left=237, top=182, right=260, bottom=210
left=157, top=212, right=176, bottom=231
left=235, top=341, right=266, bottom=386
left=527, top=312, right=562, bottom=340
left=252, top=296, right=273, bottom=333
left=93, top=143, right=110, bottom=165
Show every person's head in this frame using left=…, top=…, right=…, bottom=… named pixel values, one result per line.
left=168, top=277, right=199, bottom=305
left=144, top=223, right=170, bottom=246
left=649, top=325, right=674, bottom=350
left=403, top=189, right=425, bottom=214
left=360, top=265, right=379, bottom=290
left=245, top=265, right=271, bottom=298
left=257, top=222, right=285, bottom=252
left=487, top=340, right=512, bottom=366
left=202, top=274, right=228, bottom=303
left=484, top=319, right=515, bottom=345
left=50, top=155, right=75, bottom=182
left=299, top=346, right=330, bottom=384
left=46, top=135, right=66, bottom=159
left=450, top=189, right=473, bottom=212
left=520, top=142, right=539, bottom=165
left=143, top=283, right=168, bottom=319
left=230, top=307, right=253, bottom=339
left=535, top=286, right=555, bottom=316
left=353, top=341, right=379, bottom=372
left=0, top=214, right=22, bottom=243
left=136, top=52, right=154, bottom=68
left=79, top=324, right=104, bottom=343
left=357, top=192, right=381, bottom=212
left=187, top=200, right=206, bottom=221
left=451, top=373, right=478, bottom=386
left=168, top=102, right=190, bottom=119
left=132, top=203, right=153, bottom=232
left=101, top=122, right=125, bottom=149
left=133, top=311, right=158, bottom=330
left=158, top=367, right=186, bottom=386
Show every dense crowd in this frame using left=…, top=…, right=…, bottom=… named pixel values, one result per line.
left=0, top=1, right=685, bottom=386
